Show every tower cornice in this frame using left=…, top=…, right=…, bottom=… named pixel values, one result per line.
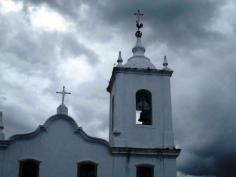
left=111, top=147, right=181, bottom=157
left=107, top=67, right=173, bottom=93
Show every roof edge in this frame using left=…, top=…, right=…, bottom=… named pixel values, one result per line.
left=107, top=67, right=173, bottom=92
left=0, top=114, right=109, bottom=148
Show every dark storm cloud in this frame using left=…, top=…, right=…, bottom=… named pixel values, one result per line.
left=21, top=0, right=225, bottom=50
left=173, top=37, right=236, bottom=177
left=98, top=0, right=224, bottom=49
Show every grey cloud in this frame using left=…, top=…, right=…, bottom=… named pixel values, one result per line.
left=21, top=0, right=99, bottom=19
left=20, top=0, right=226, bottom=51
left=0, top=10, right=99, bottom=73
left=60, top=33, right=99, bottom=65
left=1, top=109, right=35, bottom=137
left=69, top=77, right=109, bottom=138
left=0, top=7, right=101, bottom=137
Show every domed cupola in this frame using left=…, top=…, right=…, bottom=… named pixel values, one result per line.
left=123, top=10, right=156, bottom=69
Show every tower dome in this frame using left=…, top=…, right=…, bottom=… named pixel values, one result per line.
left=123, top=37, right=156, bottom=69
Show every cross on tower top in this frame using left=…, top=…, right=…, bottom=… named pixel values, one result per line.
left=134, top=10, right=144, bottom=37
left=56, top=86, right=71, bottom=105
left=134, top=9, right=144, bottom=25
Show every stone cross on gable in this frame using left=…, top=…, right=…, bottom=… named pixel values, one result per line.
left=56, top=86, right=71, bottom=105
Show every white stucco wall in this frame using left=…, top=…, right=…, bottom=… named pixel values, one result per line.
left=0, top=115, right=178, bottom=177
left=111, top=155, right=177, bottom=177
left=109, top=70, right=175, bottom=148
left=0, top=116, right=112, bottom=177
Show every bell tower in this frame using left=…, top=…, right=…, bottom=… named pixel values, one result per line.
left=107, top=10, right=176, bottom=149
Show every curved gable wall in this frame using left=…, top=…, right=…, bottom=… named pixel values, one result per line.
left=7, top=115, right=109, bottom=147
left=0, top=115, right=112, bottom=177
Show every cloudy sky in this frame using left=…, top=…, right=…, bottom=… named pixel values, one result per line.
left=0, top=0, right=236, bottom=177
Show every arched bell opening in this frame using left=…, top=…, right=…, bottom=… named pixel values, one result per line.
left=136, top=89, right=152, bottom=125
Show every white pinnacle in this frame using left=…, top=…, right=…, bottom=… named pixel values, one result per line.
left=117, top=51, right=123, bottom=67
left=0, top=112, right=5, bottom=140
left=163, top=56, right=168, bottom=67
left=163, top=56, right=172, bottom=71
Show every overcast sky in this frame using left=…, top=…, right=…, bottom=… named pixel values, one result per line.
left=0, top=0, right=236, bottom=177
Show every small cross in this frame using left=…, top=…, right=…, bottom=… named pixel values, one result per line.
left=134, top=10, right=144, bottom=24
left=56, top=86, right=71, bottom=105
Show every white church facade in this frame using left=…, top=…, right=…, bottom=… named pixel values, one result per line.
left=0, top=11, right=180, bottom=177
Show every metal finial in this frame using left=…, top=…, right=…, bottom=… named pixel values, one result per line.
left=134, top=10, right=144, bottom=38
left=56, top=86, right=71, bottom=105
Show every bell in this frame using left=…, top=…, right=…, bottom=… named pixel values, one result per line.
left=137, top=100, right=150, bottom=110
left=138, top=110, right=151, bottom=125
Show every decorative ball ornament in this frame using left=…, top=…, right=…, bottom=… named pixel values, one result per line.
left=135, top=30, right=142, bottom=38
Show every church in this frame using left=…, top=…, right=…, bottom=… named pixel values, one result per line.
left=0, top=11, right=180, bottom=177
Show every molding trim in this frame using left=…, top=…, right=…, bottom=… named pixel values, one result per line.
left=0, top=115, right=181, bottom=159
left=0, top=140, right=9, bottom=149
left=111, top=147, right=181, bottom=157
left=107, top=67, right=173, bottom=92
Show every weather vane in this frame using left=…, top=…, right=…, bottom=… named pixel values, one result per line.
left=134, top=10, right=144, bottom=38
left=56, top=86, right=71, bottom=105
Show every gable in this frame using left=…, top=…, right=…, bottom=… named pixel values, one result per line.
left=0, top=115, right=113, bottom=177
left=0, top=114, right=109, bottom=149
